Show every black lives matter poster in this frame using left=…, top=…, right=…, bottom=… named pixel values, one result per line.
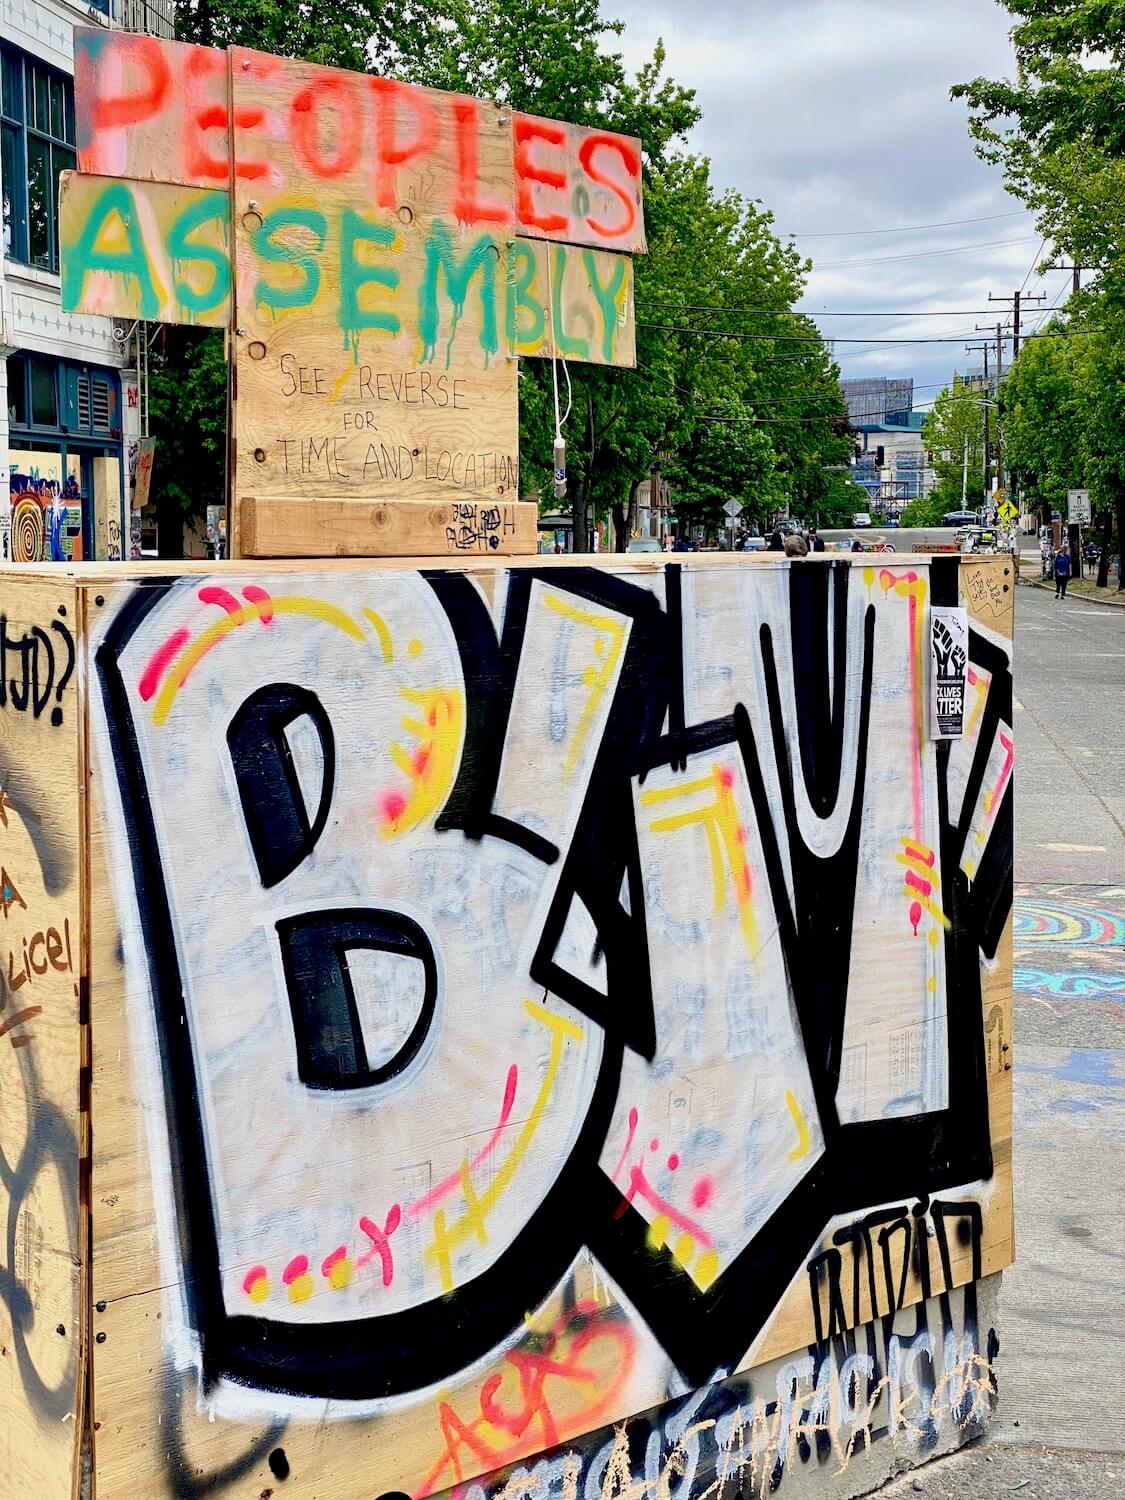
left=930, top=605, right=968, bottom=739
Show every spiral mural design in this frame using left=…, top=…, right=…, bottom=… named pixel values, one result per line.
left=12, top=497, right=45, bottom=563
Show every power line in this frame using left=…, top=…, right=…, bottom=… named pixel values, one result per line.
left=813, top=236, right=1038, bottom=271
left=635, top=303, right=1053, bottom=318
left=637, top=322, right=1101, bottom=346
left=785, top=209, right=1030, bottom=238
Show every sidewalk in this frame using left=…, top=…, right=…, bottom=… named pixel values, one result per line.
left=1017, top=555, right=1125, bottom=607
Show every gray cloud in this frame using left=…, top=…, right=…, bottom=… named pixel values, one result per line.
left=607, top=0, right=1072, bottom=399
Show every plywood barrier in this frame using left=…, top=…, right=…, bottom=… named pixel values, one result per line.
left=0, top=553, right=1014, bottom=1500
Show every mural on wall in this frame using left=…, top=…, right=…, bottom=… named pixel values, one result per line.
left=9, top=455, right=84, bottom=563
left=89, top=556, right=1013, bottom=1496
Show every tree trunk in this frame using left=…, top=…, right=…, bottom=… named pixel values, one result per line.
left=1117, top=495, right=1125, bottom=590
left=572, top=478, right=589, bottom=553
left=571, top=399, right=596, bottom=553
left=611, top=477, right=643, bottom=552
left=1096, top=504, right=1113, bottom=588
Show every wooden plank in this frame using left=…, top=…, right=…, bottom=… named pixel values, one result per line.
left=510, top=240, right=635, bottom=366
left=59, top=173, right=231, bottom=327
left=90, top=457, right=123, bottom=562
left=0, top=576, right=84, bottom=1500
left=74, top=29, right=231, bottom=189
left=513, top=113, right=645, bottom=254
left=239, top=495, right=539, bottom=557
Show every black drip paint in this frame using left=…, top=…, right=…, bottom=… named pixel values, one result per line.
left=268, top=1448, right=290, bottom=1480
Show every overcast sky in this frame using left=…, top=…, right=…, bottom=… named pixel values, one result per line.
left=608, top=0, right=1071, bottom=412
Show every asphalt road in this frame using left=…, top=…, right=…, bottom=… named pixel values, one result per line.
left=883, top=572, right=1125, bottom=1499
left=816, top=524, right=1003, bottom=553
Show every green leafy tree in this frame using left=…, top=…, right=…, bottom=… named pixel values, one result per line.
left=665, top=398, right=781, bottom=534
left=953, top=1, right=1125, bottom=583
left=999, top=321, right=1082, bottom=515
left=918, top=383, right=988, bottom=518
left=144, top=326, right=227, bottom=555
left=952, top=4, right=1125, bottom=285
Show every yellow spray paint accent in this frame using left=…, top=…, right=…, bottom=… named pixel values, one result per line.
left=325, top=1256, right=354, bottom=1291
left=902, top=886, right=952, bottom=931
left=541, top=591, right=626, bottom=777
left=287, top=1271, right=314, bottom=1304
left=672, top=1233, right=696, bottom=1268
left=153, top=595, right=368, bottom=725
left=381, top=686, right=465, bottom=839
left=694, top=1248, right=721, bottom=1290
left=361, top=606, right=395, bottom=662
left=647, top=1214, right=670, bottom=1251
left=641, top=764, right=760, bottom=963
left=785, top=1089, right=811, bottom=1162
left=425, top=1002, right=584, bottom=1291
left=895, top=852, right=942, bottom=888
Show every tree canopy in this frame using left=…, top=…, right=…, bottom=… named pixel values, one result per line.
left=954, top=0, right=1125, bottom=585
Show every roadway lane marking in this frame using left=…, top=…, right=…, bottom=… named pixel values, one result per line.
left=1037, top=842, right=1108, bottom=853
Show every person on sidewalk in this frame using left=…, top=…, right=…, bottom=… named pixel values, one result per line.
left=1053, top=545, right=1072, bottom=599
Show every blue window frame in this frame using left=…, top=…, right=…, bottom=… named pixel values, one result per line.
left=1, top=44, right=76, bottom=272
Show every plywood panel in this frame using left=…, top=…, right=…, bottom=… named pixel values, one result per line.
left=0, top=576, right=83, bottom=1500
left=60, top=173, right=231, bottom=327
left=229, top=49, right=520, bottom=531
left=74, top=29, right=231, bottom=189
left=240, top=495, right=538, bottom=558
left=514, top=113, right=646, bottom=253
left=82, top=556, right=1013, bottom=1500
left=91, top=457, right=123, bottom=562
left=511, top=239, right=635, bottom=366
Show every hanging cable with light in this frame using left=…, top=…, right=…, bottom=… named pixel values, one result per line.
left=546, top=250, right=573, bottom=499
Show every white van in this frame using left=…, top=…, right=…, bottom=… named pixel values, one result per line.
left=851, top=511, right=871, bottom=528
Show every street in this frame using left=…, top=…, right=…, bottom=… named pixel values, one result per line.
left=884, top=578, right=1125, bottom=1497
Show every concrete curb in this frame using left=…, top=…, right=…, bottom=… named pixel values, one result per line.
left=1019, top=575, right=1125, bottom=609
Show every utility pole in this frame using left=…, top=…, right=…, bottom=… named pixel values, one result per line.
left=1048, top=263, right=1083, bottom=296
left=1002, top=319, right=1008, bottom=501
left=989, top=289, right=1045, bottom=360
left=966, top=339, right=992, bottom=501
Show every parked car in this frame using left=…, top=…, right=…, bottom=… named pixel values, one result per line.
left=626, top=537, right=662, bottom=553
left=742, top=536, right=767, bottom=551
left=883, top=514, right=901, bottom=528
left=851, top=511, right=871, bottom=528
left=941, top=509, right=980, bottom=527
left=777, top=518, right=805, bottom=536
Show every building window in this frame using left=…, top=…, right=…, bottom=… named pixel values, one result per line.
left=6, top=353, right=119, bottom=438
left=1, top=45, right=76, bottom=272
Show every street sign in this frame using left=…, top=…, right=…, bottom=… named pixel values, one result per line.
left=1067, top=488, right=1091, bottom=524
left=723, top=499, right=742, bottom=519
left=998, top=498, right=1017, bottom=524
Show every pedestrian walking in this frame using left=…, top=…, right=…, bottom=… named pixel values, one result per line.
left=767, top=530, right=785, bottom=552
left=1053, top=545, right=1071, bottom=599
left=807, top=527, right=825, bottom=552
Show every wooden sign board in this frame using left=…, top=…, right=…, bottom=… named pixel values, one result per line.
left=64, top=30, right=645, bottom=559
left=59, top=174, right=231, bottom=326
left=0, top=555, right=1014, bottom=1500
